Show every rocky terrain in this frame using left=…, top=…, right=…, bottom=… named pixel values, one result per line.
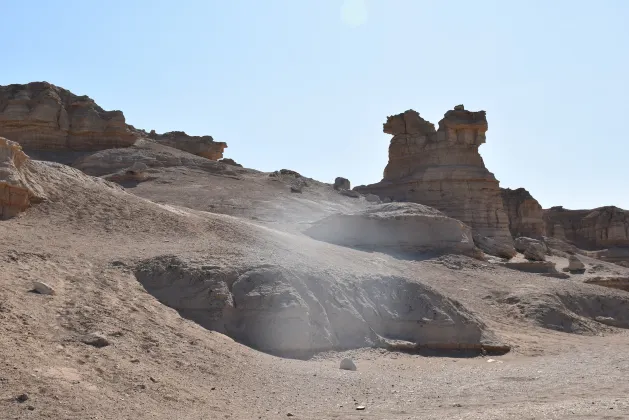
left=2, top=86, right=629, bottom=418
left=355, top=106, right=516, bottom=258
left=0, top=82, right=227, bottom=160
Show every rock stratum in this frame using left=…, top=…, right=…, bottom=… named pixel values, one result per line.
left=355, top=106, right=515, bottom=258
left=501, top=187, right=545, bottom=239
left=0, top=82, right=227, bottom=160
left=0, top=82, right=135, bottom=151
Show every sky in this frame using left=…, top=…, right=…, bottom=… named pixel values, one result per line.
left=1, top=0, right=628, bottom=209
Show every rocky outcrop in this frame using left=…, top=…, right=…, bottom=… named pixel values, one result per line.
left=134, top=256, right=495, bottom=356
left=544, top=206, right=629, bottom=249
left=354, top=106, right=515, bottom=258
left=0, top=82, right=229, bottom=161
left=305, top=202, right=482, bottom=259
left=0, top=82, right=135, bottom=151
left=501, top=187, right=545, bottom=238
left=0, top=137, right=45, bottom=219
left=147, top=130, right=227, bottom=160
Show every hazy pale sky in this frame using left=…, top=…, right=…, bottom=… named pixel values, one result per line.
left=2, top=0, right=628, bottom=209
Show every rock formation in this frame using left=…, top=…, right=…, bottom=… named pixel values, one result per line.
left=0, top=82, right=229, bottom=161
left=147, top=130, right=227, bottom=161
left=334, top=177, right=350, bottom=191
left=544, top=206, right=629, bottom=249
left=0, top=137, right=45, bottom=219
left=305, top=202, right=482, bottom=259
left=0, top=82, right=135, bottom=150
left=501, top=187, right=545, bottom=239
left=355, top=106, right=515, bottom=258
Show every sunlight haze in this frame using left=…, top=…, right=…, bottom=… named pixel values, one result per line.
left=1, top=0, right=627, bottom=209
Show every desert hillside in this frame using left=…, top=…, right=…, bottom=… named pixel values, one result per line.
left=1, top=83, right=629, bottom=419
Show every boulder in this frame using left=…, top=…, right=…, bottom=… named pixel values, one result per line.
left=354, top=106, right=515, bottom=257
left=333, top=177, right=350, bottom=191
left=523, top=242, right=546, bottom=262
left=515, top=237, right=547, bottom=253
left=32, top=281, right=55, bottom=295
left=568, top=255, right=586, bottom=273
left=473, top=234, right=516, bottom=259
left=305, top=202, right=481, bottom=258
left=340, top=358, right=357, bottom=371
left=364, top=193, right=381, bottom=203
left=0, top=137, right=45, bottom=219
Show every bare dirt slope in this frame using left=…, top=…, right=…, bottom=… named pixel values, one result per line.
left=2, top=152, right=629, bottom=419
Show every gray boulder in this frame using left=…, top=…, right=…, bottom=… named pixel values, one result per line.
left=364, top=194, right=381, bottom=203
left=524, top=242, right=546, bottom=261
left=334, top=177, right=350, bottom=191
left=568, top=255, right=586, bottom=272
left=305, top=202, right=481, bottom=258
left=340, top=358, right=357, bottom=371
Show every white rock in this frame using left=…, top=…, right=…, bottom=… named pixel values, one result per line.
left=340, top=358, right=357, bottom=371
left=32, top=281, right=55, bottom=295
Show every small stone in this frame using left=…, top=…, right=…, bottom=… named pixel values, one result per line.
left=32, top=281, right=55, bottom=295
left=149, top=376, right=158, bottom=383
left=27, top=405, right=35, bottom=411
left=290, top=185, right=302, bottom=193
left=356, top=405, right=366, bottom=410
left=81, top=333, right=110, bottom=348
left=340, top=358, right=357, bottom=371
left=16, top=393, right=29, bottom=402
left=286, top=413, right=294, bottom=417
left=453, top=403, right=462, bottom=407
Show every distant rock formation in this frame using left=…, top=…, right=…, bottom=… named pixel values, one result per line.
left=305, top=202, right=482, bottom=259
left=544, top=206, right=629, bottom=249
left=0, top=137, right=45, bottom=219
left=0, top=82, right=228, bottom=161
left=147, top=130, right=227, bottom=161
left=0, top=82, right=135, bottom=151
left=355, top=106, right=515, bottom=258
left=501, top=187, right=545, bottom=239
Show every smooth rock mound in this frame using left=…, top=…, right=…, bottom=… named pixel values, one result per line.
left=305, top=202, right=481, bottom=258
left=134, top=256, right=495, bottom=356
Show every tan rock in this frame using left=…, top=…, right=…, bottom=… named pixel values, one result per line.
left=0, top=82, right=135, bottom=150
left=0, top=137, right=45, bottom=219
left=501, top=188, right=545, bottom=238
left=544, top=206, right=629, bottom=249
left=148, top=131, right=227, bottom=160
left=355, top=106, right=515, bottom=257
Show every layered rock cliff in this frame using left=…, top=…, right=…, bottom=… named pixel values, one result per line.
left=355, top=105, right=515, bottom=257
left=501, top=187, right=545, bottom=238
left=0, top=82, right=135, bottom=151
left=147, top=130, right=227, bottom=161
left=0, top=82, right=227, bottom=160
left=544, top=206, right=629, bottom=249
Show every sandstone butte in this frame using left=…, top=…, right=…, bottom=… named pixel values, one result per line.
left=501, top=187, right=545, bottom=239
left=355, top=105, right=516, bottom=258
left=0, top=82, right=227, bottom=160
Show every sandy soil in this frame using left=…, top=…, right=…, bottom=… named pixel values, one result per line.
left=2, top=147, right=629, bottom=419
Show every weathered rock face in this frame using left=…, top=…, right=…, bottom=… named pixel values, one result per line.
left=544, top=206, right=629, bottom=249
left=501, top=188, right=545, bottom=239
left=355, top=106, right=514, bottom=257
left=334, top=177, right=350, bottom=191
left=134, top=256, right=493, bottom=356
left=147, top=130, right=227, bottom=160
left=0, top=82, right=135, bottom=151
left=305, top=202, right=482, bottom=259
left=0, top=137, right=45, bottom=219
